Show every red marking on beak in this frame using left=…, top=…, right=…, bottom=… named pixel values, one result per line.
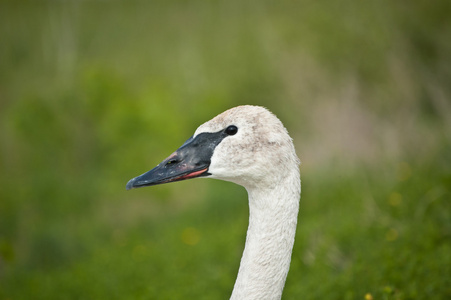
left=178, top=168, right=208, bottom=180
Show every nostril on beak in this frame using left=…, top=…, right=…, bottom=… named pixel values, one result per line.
left=166, top=158, right=180, bottom=165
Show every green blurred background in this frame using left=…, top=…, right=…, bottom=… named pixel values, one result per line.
left=1, top=0, right=450, bottom=299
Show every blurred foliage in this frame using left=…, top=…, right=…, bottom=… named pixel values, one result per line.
left=0, top=0, right=450, bottom=299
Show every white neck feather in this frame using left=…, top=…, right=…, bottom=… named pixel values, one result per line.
left=230, top=171, right=300, bottom=300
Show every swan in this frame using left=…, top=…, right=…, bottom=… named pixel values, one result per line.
left=126, top=105, right=301, bottom=300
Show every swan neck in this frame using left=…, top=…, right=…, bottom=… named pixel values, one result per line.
left=230, top=174, right=300, bottom=300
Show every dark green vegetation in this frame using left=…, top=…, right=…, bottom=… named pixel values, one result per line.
left=1, top=1, right=450, bottom=299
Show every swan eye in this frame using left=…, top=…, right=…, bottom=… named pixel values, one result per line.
left=225, top=125, right=238, bottom=135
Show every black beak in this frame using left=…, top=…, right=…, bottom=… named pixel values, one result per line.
left=126, top=130, right=228, bottom=190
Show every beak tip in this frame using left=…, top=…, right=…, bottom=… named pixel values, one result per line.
left=126, top=178, right=136, bottom=190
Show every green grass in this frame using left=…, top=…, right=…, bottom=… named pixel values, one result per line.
left=2, top=162, right=450, bottom=299
left=1, top=0, right=450, bottom=299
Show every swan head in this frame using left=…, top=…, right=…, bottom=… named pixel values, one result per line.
left=126, top=105, right=299, bottom=190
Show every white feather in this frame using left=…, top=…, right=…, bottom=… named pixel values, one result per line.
left=196, top=105, right=301, bottom=299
